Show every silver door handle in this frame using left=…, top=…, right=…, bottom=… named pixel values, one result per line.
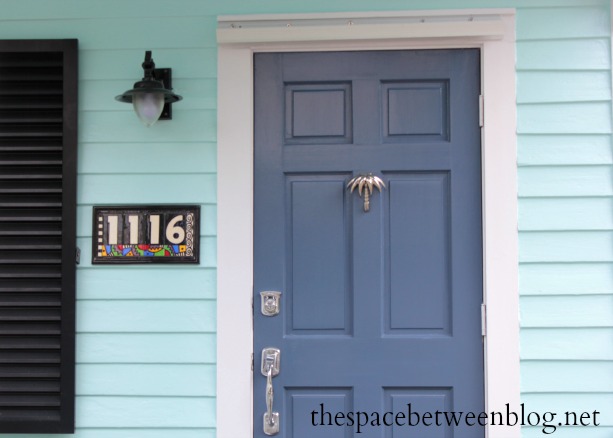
left=261, top=348, right=280, bottom=435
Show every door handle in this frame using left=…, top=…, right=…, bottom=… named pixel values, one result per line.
left=261, top=348, right=280, bottom=435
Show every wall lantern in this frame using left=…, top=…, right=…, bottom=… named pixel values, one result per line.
left=115, top=51, right=182, bottom=126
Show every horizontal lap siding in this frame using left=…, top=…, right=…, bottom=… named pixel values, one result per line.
left=517, top=3, right=613, bottom=436
left=0, top=0, right=611, bottom=438
left=0, top=5, right=220, bottom=437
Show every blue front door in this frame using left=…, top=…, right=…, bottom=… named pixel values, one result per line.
left=254, top=50, right=484, bottom=438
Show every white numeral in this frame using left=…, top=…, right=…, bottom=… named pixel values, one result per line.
left=166, top=215, right=185, bottom=244
left=107, top=215, right=118, bottom=245
left=149, top=215, right=160, bottom=244
left=128, top=215, right=139, bottom=245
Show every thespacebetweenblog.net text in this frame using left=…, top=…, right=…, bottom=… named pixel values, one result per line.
left=310, top=403, right=601, bottom=434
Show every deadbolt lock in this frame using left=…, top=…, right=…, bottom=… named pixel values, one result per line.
left=260, top=291, right=282, bottom=317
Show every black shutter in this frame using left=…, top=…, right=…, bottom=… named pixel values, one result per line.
left=0, top=39, right=77, bottom=434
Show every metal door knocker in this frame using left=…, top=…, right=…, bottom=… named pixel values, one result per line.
left=347, top=173, right=386, bottom=212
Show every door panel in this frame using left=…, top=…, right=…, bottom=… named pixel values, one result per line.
left=288, top=174, right=351, bottom=335
left=385, top=172, right=450, bottom=336
left=254, top=50, right=483, bottom=437
left=382, top=80, right=449, bottom=141
left=285, top=82, right=353, bottom=144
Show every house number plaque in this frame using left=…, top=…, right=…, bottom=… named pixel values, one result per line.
left=92, top=205, right=200, bottom=264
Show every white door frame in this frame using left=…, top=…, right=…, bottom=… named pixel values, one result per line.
left=217, top=9, right=519, bottom=438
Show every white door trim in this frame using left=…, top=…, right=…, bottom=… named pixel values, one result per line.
left=217, top=10, right=519, bottom=438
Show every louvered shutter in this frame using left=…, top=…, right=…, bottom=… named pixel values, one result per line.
left=0, top=39, right=77, bottom=434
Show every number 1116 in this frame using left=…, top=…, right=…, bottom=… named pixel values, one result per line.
left=105, top=214, right=186, bottom=245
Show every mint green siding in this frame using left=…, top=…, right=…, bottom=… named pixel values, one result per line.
left=517, top=4, right=613, bottom=438
left=0, top=0, right=611, bottom=437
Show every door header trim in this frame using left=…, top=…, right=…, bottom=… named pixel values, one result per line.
left=217, top=9, right=514, bottom=44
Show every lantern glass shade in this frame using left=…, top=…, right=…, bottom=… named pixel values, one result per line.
left=133, top=92, right=165, bottom=127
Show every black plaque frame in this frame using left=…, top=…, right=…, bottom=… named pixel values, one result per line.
left=92, top=205, right=200, bottom=264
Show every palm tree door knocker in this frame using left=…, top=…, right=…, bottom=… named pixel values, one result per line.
left=347, top=173, right=386, bottom=212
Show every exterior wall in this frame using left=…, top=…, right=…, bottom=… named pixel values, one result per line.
left=0, top=1, right=610, bottom=437
left=516, top=3, right=613, bottom=437
left=0, top=3, right=219, bottom=438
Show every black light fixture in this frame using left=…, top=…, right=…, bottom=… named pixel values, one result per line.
left=115, top=51, right=182, bottom=127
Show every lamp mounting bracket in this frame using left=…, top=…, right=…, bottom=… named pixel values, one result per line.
left=152, top=67, right=173, bottom=120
